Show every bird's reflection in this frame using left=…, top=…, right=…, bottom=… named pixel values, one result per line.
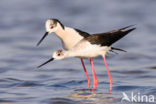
left=68, top=89, right=116, bottom=104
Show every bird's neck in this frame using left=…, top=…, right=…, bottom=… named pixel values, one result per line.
left=53, top=26, right=83, bottom=50
left=53, top=25, right=67, bottom=39
left=64, top=50, right=77, bottom=58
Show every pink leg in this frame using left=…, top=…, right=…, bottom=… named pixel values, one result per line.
left=90, top=58, right=98, bottom=89
left=103, top=56, right=112, bottom=93
left=80, top=58, right=90, bottom=88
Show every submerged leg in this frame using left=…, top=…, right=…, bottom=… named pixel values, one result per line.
left=103, top=56, right=112, bottom=93
left=90, top=58, right=98, bottom=89
left=80, top=58, right=90, bottom=88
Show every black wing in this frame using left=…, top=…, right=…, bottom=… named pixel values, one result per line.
left=85, top=25, right=136, bottom=46
left=75, top=28, right=90, bottom=38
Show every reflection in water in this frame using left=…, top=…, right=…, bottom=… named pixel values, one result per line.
left=0, top=0, right=156, bottom=103
left=42, top=98, right=82, bottom=104
left=69, top=89, right=116, bottom=104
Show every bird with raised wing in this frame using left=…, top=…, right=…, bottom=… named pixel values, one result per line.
left=38, top=26, right=136, bottom=93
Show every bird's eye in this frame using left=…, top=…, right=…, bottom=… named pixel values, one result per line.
left=50, top=26, right=54, bottom=29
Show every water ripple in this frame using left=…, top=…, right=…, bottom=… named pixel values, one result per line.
left=0, top=0, right=156, bottom=103
left=42, top=98, right=83, bottom=104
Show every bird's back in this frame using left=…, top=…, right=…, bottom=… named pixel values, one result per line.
left=85, top=26, right=136, bottom=46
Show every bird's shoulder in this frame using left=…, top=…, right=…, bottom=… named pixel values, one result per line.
left=74, top=28, right=90, bottom=38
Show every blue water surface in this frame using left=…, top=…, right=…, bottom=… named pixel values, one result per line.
left=0, top=0, right=156, bottom=104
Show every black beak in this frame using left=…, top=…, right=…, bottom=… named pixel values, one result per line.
left=37, top=58, right=54, bottom=68
left=36, top=32, right=49, bottom=46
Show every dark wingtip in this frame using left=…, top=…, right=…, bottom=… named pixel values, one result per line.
left=125, top=27, right=136, bottom=34
left=120, top=24, right=136, bottom=30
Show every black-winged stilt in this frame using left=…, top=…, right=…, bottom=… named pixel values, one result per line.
left=38, top=26, right=136, bottom=93
left=36, top=19, right=91, bottom=88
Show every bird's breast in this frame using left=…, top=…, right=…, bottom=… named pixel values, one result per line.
left=71, top=41, right=110, bottom=58
left=61, top=28, right=84, bottom=50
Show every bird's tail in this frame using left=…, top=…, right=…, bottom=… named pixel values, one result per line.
left=111, top=47, right=127, bottom=52
left=110, top=47, right=127, bottom=54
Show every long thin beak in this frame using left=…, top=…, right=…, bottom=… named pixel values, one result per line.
left=37, top=58, right=54, bottom=68
left=36, top=32, right=49, bottom=46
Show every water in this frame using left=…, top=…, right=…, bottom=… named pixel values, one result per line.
left=0, top=0, right=156, bottom=104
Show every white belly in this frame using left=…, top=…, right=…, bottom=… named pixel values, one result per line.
left=70, top=40, right=111, bottom=58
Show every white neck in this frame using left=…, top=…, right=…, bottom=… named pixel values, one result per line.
left=53, top=24, right=66, bottom=39
left=53, top=25, right=84, bottom=50
left=64, top=50, right=77, bottom=58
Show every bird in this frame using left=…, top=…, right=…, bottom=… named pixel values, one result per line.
left=36, top=18, right=134, bottom=90
left=36, top=19, right=91, bottom=88
left=37, top=26, right=136, bottom=93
